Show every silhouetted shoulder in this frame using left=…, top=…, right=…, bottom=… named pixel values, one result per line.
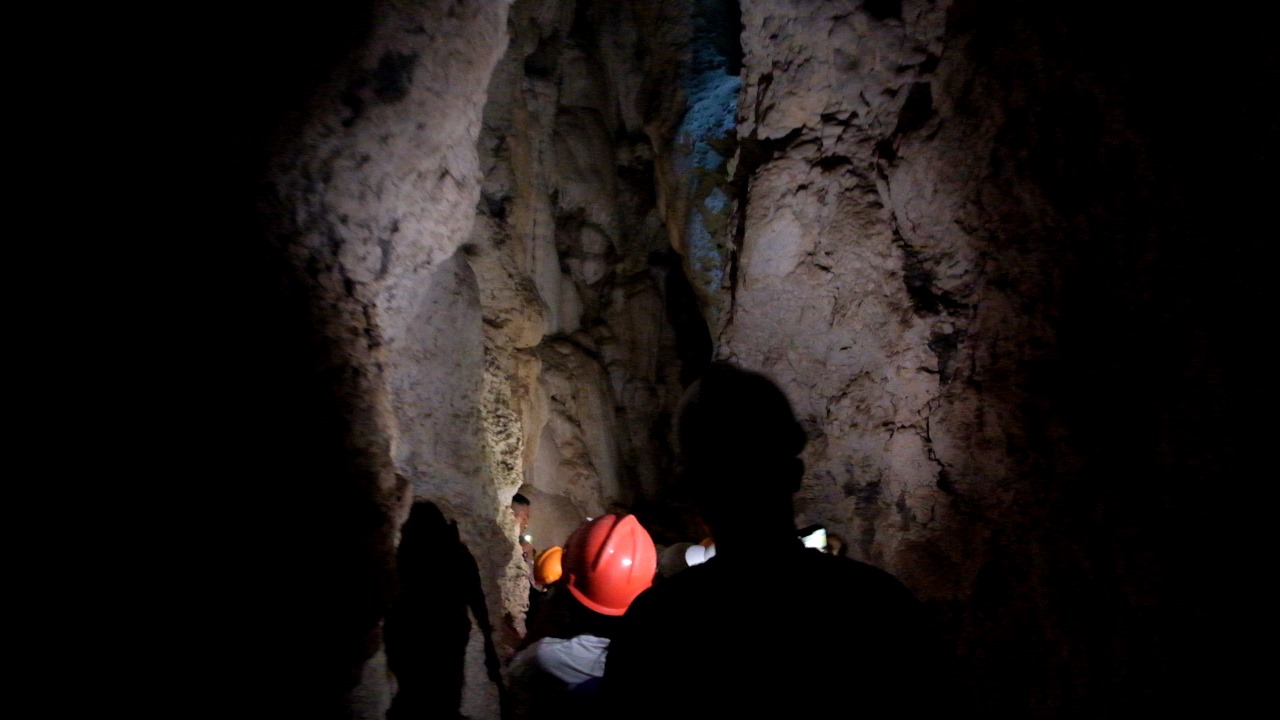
left=809, top=550, right=923, bottom=608
left=604, top=547, right=932, bottom=719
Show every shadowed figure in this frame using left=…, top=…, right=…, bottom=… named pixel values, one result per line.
left=603, top=361, right=941, bottom=718
left=385, top=501, right=501, bottom=720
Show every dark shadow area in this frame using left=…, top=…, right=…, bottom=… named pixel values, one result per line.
left=603, top=362, right=944, bottom=719
left=124, top=2, right=392, bottom=718
left=387, top=501, right=500, bottom=720
left=692, top=0, right=743, bottom=77
left=657, top=249, right=713, bottom=388
left=944, top=0, right=1273, bottom=715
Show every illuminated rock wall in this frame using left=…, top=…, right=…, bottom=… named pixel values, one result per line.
left=708, top=0, right=1263, bottom=714
left=262, top=1, right=512, bottom=715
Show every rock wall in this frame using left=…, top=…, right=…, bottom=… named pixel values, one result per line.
left=261, top=1, right=512, bottom=715
left=257, top=0, right=721, bottom=715
left=465, top=0, right=706, bottom=565
left=706, top=0, right=1268, bottom=715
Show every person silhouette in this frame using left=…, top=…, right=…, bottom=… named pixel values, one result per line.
left=384, top=501, right=502, bottom=720
left=602, top=361, right=939, bottom=718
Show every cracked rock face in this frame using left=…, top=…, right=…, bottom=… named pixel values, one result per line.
left=722, top=1, right=969, bottom=592
left=712, top=0, right=1265, bottom=714
left=263, top=1, right=513, bottom=716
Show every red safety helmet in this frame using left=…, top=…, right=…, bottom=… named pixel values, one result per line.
left=563, top=514, right=657, bottom=616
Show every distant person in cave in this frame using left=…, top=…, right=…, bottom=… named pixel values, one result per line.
left=602, top=361, right=941, bottom=718
left=521, top=545, right=564, bottom=645
left=512, top=492, right=533, bottom=542
left=511, top=489, right=546, bottom=630
left=385, top=501, right=502, bottom=720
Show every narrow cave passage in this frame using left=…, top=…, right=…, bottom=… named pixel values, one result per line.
left=191, top=0, right=1270, bottom=717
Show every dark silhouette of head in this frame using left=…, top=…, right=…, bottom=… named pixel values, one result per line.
left=674, top=361, right=807, bottom=551
left=396, top=501, right=457, bottom=593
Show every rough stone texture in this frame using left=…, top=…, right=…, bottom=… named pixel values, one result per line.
left=464, top=0, right=700, bottom=572
left=262, top=1, right=512, bottom=715
left=728, top=0, right=961, bottom=582
left=713, top=0, right=1270, bottom=715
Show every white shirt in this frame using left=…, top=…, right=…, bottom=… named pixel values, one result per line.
left=509, top=634, right=610, bottom=689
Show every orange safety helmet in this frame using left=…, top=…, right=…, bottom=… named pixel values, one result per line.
left=563, top=514, right=657, bottom=616
left=535, top=546, right=564, bottom=585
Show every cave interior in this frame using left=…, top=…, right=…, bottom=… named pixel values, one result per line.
left=119, top=0, right=1271, bottom=717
